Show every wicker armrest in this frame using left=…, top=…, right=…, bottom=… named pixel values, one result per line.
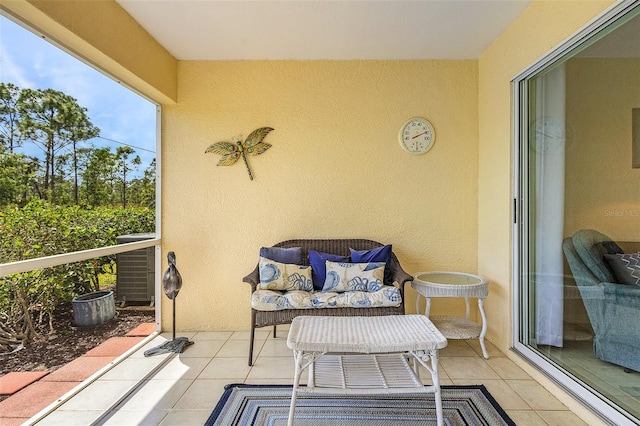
left=387, top=253, right=413, bottom=298
left=388, top=253, right=413, bottom=285
left=243, top=266, right=260, bottom=290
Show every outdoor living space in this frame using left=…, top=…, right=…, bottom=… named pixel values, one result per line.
left=19, top=328, right=587, bottom=425
left=2, top=0, right=639, bottom=425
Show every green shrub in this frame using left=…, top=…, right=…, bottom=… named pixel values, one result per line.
left=0, top=201, right=154, bottom=346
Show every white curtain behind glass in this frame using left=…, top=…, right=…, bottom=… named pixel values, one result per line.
left=534, top=64, right=566, bottom=347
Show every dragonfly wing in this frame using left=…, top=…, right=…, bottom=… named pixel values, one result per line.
left=205, top=141, right=237, bottom=155
left=217, top=153, right=240, bottom=166
left=248, top=142, right=271, bottom=156
left=244, top=127, right=274, bottom=148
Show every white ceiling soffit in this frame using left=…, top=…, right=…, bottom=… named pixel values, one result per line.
left=116, top=0, right=532, bottom=60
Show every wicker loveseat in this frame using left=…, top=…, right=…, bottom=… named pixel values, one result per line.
left=243, top=239, right=413, bottom=365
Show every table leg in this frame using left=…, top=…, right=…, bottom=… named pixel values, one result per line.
left=430, top=349, right=443, bottom=426
left=478, top=298, right=489, bottom=359
left=412, top=349, right=443, bottom=426
left=288, top=350, right=303, bottom=426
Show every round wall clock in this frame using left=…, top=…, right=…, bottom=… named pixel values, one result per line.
left=398, top=117, right=436, bottom=155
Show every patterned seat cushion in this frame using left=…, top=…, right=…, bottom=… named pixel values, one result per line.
left=251, top=286, right=402, bottom=311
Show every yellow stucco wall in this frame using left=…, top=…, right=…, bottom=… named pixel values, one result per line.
left=162, top=60, right=479, bottom=330
left=565, top=57, right=640, bottom=241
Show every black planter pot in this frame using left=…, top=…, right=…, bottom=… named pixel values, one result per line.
left=72, top=290, right=116, bottom=327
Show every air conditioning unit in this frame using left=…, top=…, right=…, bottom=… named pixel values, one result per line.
left=116, top=233, right=155, bottom=305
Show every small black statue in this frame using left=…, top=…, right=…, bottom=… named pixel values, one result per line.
left=144, top=251, right=194, bottom=356
left=162, top=251, right=182, bottom=300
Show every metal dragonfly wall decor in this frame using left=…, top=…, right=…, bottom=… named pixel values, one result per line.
left=205, top=127, right=273, bottom=180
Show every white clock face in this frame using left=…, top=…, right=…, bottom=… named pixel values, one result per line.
left=399, top=118, right=435, bottom=155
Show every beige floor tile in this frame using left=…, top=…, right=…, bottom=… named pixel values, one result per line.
left=479, top=379, right=531, bottom=410
left=467, top=339, right=504, bottom=358
left=438, top=340, right=478, bottom=357
left=487, top=356, right=531, bottom=380
left=537, top=410, right=591, bottom=426
left=506, top=379, right=568, bottom=411
left=230, top=329, right=270, bottom=341
left=177, top=340, right=224, bottom=358
left=257, top=338, right=295, bottom=358
left=192, top=331, right=233, bottom=341
left=102, top=408, right=170, bottom=425
left=198, top=357, right=251, bottom=380
left=173, top=379, right=229, bottom=409
left=159, top=409, right=212, bottom=425
left=151, top=357, right=211, bottom=380
left=246, top=356, right=300, bottom=380
left=417, top=361, right=451, bottom=382
left=439, top=357, right=501, bottom=380
left=115, top=379, right=193, bottom=410
left=217, top=340, right=253, bottom=358
left=506, top=410, right=547, bottom=425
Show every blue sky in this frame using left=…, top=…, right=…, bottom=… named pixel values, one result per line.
left=0, top=15, right=156, bottom=175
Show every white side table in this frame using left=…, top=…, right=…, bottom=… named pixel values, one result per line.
left=412, top=271, right=490, bottom=359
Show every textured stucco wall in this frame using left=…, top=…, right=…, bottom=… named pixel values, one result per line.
left=162, top=60, right=479, bottom=331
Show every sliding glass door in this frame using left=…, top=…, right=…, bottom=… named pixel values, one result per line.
left=514, top=2, right=640, bottom=424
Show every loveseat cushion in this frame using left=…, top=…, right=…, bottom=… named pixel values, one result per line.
left=251, top=286, right=402, bottom=311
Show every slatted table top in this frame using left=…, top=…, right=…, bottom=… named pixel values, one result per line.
left=287, top=315, right=447, bottom=354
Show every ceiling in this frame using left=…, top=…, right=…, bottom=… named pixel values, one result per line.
left=116, top=0, right=532, bottom=60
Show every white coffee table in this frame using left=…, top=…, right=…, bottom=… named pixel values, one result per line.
left=412, top=271, right=490, bottom=359
left=286, top=315, right=447, bottom=426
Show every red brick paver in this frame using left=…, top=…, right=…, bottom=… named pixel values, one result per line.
left=126, top=322, right=156, bottom=337
left=0, top=380, right=78, bottom=420
left=0, top=371, right=49, bottom=395
left=84, top=336, right=145, bottom=357
left=41, top=356, right=116, bottom=382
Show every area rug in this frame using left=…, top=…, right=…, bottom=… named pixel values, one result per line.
left=205, top=384, right=515, bottom=426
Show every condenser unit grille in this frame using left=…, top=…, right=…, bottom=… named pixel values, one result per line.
left=116, top=233, right=155, bottom=303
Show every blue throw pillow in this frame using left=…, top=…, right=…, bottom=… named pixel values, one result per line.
left=350, top=245, right=393, bottom=285
left=309, top=250, right=350, bottom=290
left=259, top=246, right=302, bottom=264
